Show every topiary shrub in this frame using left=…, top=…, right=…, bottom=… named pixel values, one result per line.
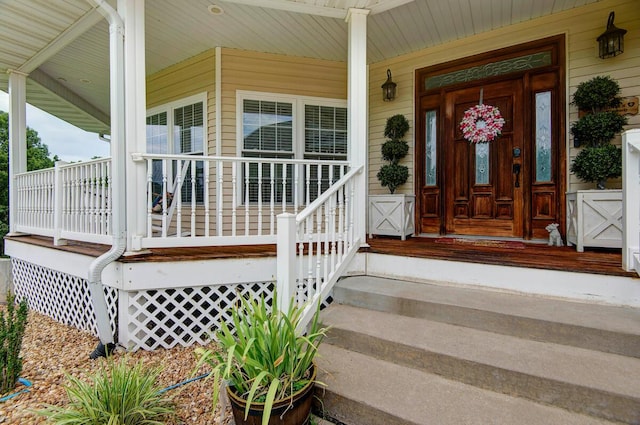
left=570, top=144, right=622, bottom=190
left=570, top=75, right=627, bottom=189
left=572, top=75, right=623, bottom=112
left=377, top=114, right=410, bottom=194
left=570, top=111, right=627, bottom=147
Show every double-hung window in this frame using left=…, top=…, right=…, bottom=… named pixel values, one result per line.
left=146, top=93, right=206, bottom=203
left=238, top=91, right=347, bottom=204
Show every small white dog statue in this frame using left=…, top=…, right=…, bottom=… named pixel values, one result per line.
left=545, top=223, right=563, bottom=247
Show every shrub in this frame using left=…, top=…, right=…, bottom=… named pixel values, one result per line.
left=570, top=111, right=627, bottom=147
left=572, top=75, right=622, bottom=112
left=378, top=114, right=410, bottom=194
left=570, top=75, right=626, bottom=188
left=570, top=144, right=622, bottom=187
left=0, top=292, right=28, bottom=395
left=37, top=358, right=176, bottom=425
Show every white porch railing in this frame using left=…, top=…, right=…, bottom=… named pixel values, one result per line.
left=277, top=165, right=363, bottom=331
left=133, top=153, right=350, bottom=248
left=622, top=129, right=640, bottom=275
left=14, top=167, right=56, bottom=237
left=14, top=158, right=113, bottom=245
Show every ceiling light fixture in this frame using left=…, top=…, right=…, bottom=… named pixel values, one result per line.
left=208, top=4, right=224, bottom=15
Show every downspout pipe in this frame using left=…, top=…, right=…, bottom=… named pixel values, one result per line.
left=86, top=0, right=127, bottom=357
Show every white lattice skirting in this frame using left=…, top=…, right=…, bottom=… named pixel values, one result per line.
left=123, top=282, right=275, bottom=351
left=11, top=258, right=280, bottom=351
left=12, top=259, right=118, bottom=338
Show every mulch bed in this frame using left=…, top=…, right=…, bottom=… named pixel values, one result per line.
left=0, top=308, right=232, bottom=424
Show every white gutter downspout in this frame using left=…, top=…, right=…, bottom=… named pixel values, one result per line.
left=86, top=0, right=126, bottom=354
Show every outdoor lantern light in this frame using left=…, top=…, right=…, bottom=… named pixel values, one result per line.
left=597, top=11, right=627, bottom=59
left=382, top=69, right=397, bottom=102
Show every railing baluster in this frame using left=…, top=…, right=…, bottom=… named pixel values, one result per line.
left=282, top=162, right=287, bottom=213
left=146, top=158, right=153, bottom=237
left=176, top=159, right=183, bottom=237
left=323, top=200, right=330, bottom=289
left=315, top=209, right=322, bottom=294
left=232, top=162, right=237, bottom=237
left=191, top=159, right=197, bottom=237
left=245, top=161, right=250, bottom=236
left=306, top=215, right=313, bottom=302
left=257, top=161, right=263, bottom=236
left=204, top=159, right=210, bottom=237
left=294, top=163, right=299, bottom=214
left=270, top=163, right=275, bottom=235
left=217, top=160, right=223, bottom=237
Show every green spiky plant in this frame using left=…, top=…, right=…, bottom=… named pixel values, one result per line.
left=194, top=294, right=327, bottom=425
left=0, top=291, right=28, bottom=395
left=377, top=114, right=410, bottom=194
left=570, top=75, right=627, bottom=189
left=37, top=358, right=176, bottom=425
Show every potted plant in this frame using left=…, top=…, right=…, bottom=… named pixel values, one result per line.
left=194, top=295, right=327, bottom=425
left=570, top=75, right=627, bottom=189
left=369, top=114, right=415, bottom=240
left=567, top=75, right=627, bottom=251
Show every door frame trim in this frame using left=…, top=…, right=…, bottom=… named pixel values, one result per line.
left=414, top=35, right=566, bottom=239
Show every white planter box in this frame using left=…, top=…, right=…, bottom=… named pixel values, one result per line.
left=566, top=190, right=622, bottom=252
left=369, top=194, right=415, bottom=240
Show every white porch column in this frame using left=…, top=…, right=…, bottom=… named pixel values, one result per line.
left=7, top=71, right=28, bottom=234
left=119, top=0, right=147, bottom=251
left=622, top=129, right=640, bottom=272
left=346, top=8, right=369, bottom=246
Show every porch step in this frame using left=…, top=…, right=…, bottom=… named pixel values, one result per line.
left=314, top=276, right=640, bottom=425
left=333, top=276, right=640, bottom=358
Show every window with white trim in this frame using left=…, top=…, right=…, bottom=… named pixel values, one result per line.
left=146, top=94, right=206, bottom=203
left=238, top=92, right=347, bottom=203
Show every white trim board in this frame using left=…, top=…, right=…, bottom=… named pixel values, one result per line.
left=364, top=253, right=640, bottom=308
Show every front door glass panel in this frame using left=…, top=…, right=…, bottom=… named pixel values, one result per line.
left=535, top=91, right=552, bottom=182
left=475, top=142, right=490, bottom=185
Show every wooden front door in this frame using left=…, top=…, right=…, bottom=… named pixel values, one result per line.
left=416, top=36, right=566, bottom=240
left=444, top=79, right=524, bottom=237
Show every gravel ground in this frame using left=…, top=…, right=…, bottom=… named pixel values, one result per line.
left=0, top=308, right=233, bottom=424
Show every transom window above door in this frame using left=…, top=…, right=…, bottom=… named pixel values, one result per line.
left=237, top=91, right=347, bottom=203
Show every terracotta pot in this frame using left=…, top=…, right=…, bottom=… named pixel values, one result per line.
left=227, top=364, right=316, bottom=425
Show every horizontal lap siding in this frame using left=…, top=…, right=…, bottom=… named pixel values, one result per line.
left=146, top=50, right=216, bottom=237
left=144, top=49, right=347, bottom=237
left=368, top=0, right=640, bottom=194
left=220, top=48, right=347, bottom=157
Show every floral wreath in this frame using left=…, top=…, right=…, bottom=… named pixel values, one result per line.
left=459, top=104, right=505, bottom=144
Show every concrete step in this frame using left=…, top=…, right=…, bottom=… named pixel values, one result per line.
left=319, top=304, right=640, bottom=424
left=333, top=275, right=640, bottom=358
left=315, top=344, right=618, bottom=425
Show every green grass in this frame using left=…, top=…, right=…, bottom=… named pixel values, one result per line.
left=37, top=357, right=176, bottom=425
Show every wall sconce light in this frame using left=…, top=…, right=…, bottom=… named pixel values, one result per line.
left=597, top=11, right=627, bottom=59
left=381, top=69, right=397, bottom=102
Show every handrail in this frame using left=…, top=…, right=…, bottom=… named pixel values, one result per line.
left=277, top=165, right=363, bottom=331
left=622, top=129, right=640, bottom=275
left=297, top=166, right=362, bottom=223
left=132, top=152, right=349, bottom=167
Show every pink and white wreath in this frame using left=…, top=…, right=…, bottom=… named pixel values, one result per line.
left=459, top=104, right=505, bottom=144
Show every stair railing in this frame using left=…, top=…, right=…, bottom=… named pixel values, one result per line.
left=277, top=165, right=363, bottom=331
left=622, top=129, right=640, bottom=275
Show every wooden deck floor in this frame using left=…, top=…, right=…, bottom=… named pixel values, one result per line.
left=6, top=234, right=636, bottom=278
left=365, top=236, right=637, bottom=278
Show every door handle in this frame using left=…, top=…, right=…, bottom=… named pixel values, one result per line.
left=513, top=164, right=521, bottom=188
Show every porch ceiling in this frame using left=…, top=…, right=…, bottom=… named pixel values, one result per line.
left=0, top=0, right=602, bottom=134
